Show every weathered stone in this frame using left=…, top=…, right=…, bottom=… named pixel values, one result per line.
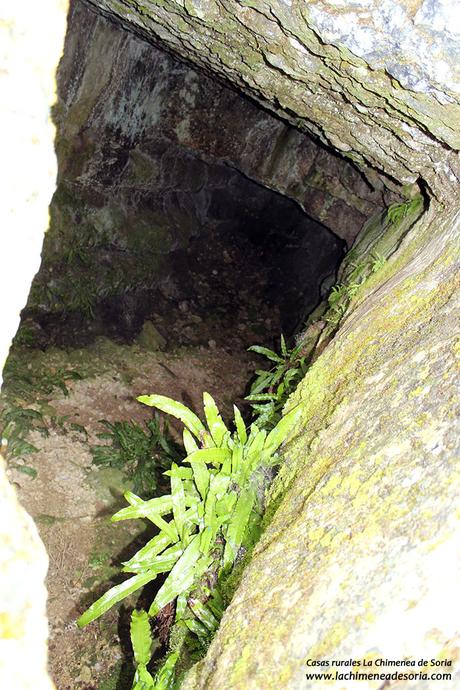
left=0, top=460, right=55, bottom=690
left=86, top=0, right=460, bottom=200
left=25, top=1, right=393, bottom=336
left=0, top=2, right=68, bottom=689
left=0, top=0, right=68, bottom=376
left=136, top=321, right=167, bottom=351
left=181, top=203, right=460, bottom=689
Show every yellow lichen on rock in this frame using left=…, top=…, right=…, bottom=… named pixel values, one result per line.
left=181, top=204, right=460, bottom=689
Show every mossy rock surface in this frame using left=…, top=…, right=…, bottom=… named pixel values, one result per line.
left=179, top=204, right=460, bottom=689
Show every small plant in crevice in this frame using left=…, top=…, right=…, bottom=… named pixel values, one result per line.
left=320, top=194, right=425, bottom=331
left=324, top=252, right=387, bottom=327
left=246, top=335, right=309, bottom=429
left=90, top=416, right=182, bottom=497
left=77, top=393, right=301, bottom=689
left=386, top=195, right=424, bottom=226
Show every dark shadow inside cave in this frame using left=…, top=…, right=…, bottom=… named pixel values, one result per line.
left=12, top=0, right=397, bottom=354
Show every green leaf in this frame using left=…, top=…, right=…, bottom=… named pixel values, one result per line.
left=122, top=533, right=172, bottom=572
left=132, top=665, right=155, bottom=690
left=176, top=592, right=187, bottom=621
left=137, top=395, right=205, bottom=440
left=189, top=598, right=219, bottom=631
left=130, top=609, right=152, bottom=666
left=13, top=464, right=37, bottom=478
left=264, top=404, right=302, bottom=457
left=248, top=345, right=283, bottom=362
left=207, top=589, right=224, bottom=620
left=203, top=490, right=217, bottom=544
left=184, top=618, right=208, bottom=638
left=250, top=372, right=274, bottom=395
left=280, top=333, right=288, bottom=357
left=185, top=447, right=231, bottom=467
left=245, top=428, right=267, bottom=472
left=231, top=444, right=243, bottom=476
left=233, top=405, right=247, bottom=444
left=203, top=392, right=228, bottom=446
left=216, top=492, right=237, bottom=517
left=122, top=543, right=182, bottom=574
left=149, top=534, right=203, bottom=616
left=112, top=493, right=180, bottom=541
left=153, top=652, right=179, bottom=690
left=145, top=513, right=179, bottom=543
left=223, top=487, right=256, bottom=569
left=183, top=428, right=198, bottom=455
left=112, top=492, right=173, bottom=520
left=209, top=472, right=231, bottom=499
left=199, top=526, right=213, bottom=556
left=170, top=462, right=187, bottom=542
left=189, top=459, right=209, bottom=502
left=77, top=570, right=159, bottom=627
left=164, top=466, right=193, bottom=480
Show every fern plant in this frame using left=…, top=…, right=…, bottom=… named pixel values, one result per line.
left=246, top=335, right=308, bottom=428
left=386, top=196, right=423, bottom=225
left=130, top=609, right=156, bottom=690
left=78, top=393, right=300, bottom=686
left=324, top=251, right=388, bottom=327
left=90, top=416, right=181, bottom=497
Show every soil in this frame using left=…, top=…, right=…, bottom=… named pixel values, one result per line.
left=2, top=330, right=269, bottom=690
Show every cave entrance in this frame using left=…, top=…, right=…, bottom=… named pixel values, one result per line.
left=2, top=1, right=400, bottom=688
left=17, top=0, right=397, bottom=355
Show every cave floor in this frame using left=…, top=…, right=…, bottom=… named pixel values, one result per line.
left=2, top=332, right=263, bottom=689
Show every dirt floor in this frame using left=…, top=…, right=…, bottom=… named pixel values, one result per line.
left=2, top=334, right=264, bottom=689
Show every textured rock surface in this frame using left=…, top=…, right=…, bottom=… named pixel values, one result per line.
left=87, top=0, right=460, bottom=200
left=25, top=1, right=402, bottom=336
left=60, top=1, right=395, bottom=241
left=0, top=2, right=68, bottom=689
left=0, top=0, right=68, bottom=376
left=2, top=0, right=459, bottom=688
left=182, top=199, right=460, bottom=689
left=0, top=461, right=55, bottom=690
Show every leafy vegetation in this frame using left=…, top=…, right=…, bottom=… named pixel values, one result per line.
left=0, top=353, right=82, bottom=461
left=78, top=393, right=301, bottom=688
left=324, top=252, right=387, bottom=327
left=386, top=196, right=424, bottom=226
left=90, top=416, right=182, bottom=497
left=246, top=335, right=309, bottom=429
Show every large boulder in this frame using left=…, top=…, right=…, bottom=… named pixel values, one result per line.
left=182, top=202, right=460, bottom=689
left=87, top=0, right=460, bottom=199
left=0, top=1, right=68, bottom=688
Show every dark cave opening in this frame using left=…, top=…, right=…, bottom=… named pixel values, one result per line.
left=14, top=0, right=394, bottom=355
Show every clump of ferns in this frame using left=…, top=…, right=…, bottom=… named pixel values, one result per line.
left=246, top=335, right=309, bottom=429
left=386, top=195, right=424, bottom=226
left=0, top=356, right=82, bottom=461
left=78, top=393, right=300, bottom=689
left=324, top=252, right=387, bottom=327
left=90, top=416, right=181, bottom=498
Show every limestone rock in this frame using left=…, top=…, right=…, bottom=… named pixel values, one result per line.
left=0, top=0, right=68, bottom=375
left=0, top=459, right=54, bottom=690
left=88, top=0, right=460, bottom=200
left=180, top=204, right=460, bottom=689
left=0, top=2, right=68, bottom=688
left=136, top=321, right=167, bottom=351
left=25, top=1, right=377, bottom=333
